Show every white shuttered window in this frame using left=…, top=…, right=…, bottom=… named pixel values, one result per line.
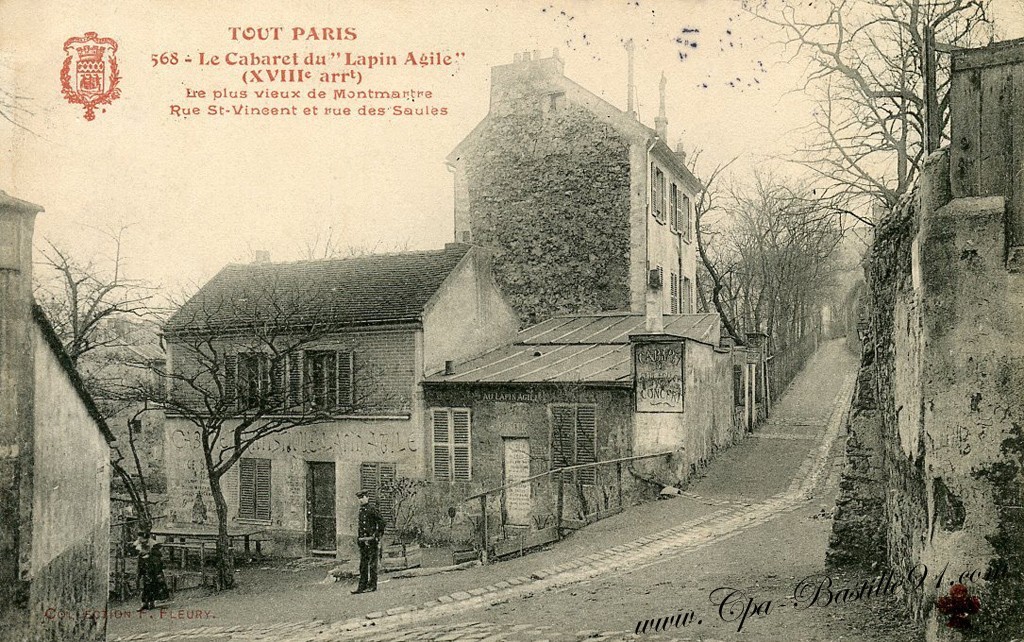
left=431, top=408, right=471, bottom=481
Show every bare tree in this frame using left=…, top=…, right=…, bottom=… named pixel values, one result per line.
left=144, top=272, right=395, bottom=589
left=296, top=225, right=412, bottom=261
left=298, top=224, right=348, bottom=260
left=0, top=59, right=33, bottom=132
left=109, top=404, right=162, bottom=528
left=748, top=0, right=994, bottom=217
left=32, top=228, right=163, bottom=526
left=701, top=169, right=845, bottom=351
left=34, top=226, right=156, bottom=366
left=692, top=155, right=745, bottom=343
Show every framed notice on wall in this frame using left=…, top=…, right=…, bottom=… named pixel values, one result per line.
left=633, top=339, right=685, bottom=413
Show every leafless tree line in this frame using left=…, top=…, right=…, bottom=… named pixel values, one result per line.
left=694, top=161, right=847, bottom=351
left=747, top=0, right=994, bottom=219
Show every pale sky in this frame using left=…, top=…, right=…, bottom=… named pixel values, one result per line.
left=2, top=0, right=1023, bottom=292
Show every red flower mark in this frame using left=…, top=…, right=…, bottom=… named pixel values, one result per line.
left=936, top=583, right=981, bottom=630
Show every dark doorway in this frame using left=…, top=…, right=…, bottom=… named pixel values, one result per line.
left=306, top=461, right=336, bottom=553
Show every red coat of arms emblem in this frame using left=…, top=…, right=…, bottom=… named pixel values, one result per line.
left=61, top=32, right=121, bottom=121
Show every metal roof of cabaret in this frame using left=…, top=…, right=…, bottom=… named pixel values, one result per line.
left=425, top=313, right=720, bottom=386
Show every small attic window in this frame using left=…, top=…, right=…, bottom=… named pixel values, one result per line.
left=543, top=92, right=565, bottom=114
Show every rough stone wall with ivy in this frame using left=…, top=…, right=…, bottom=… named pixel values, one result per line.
left=458, top=104, right=632, bottom=325
left=828, top=148, right=1024, bottom=640
left=828, top=186, right=928, bottom=580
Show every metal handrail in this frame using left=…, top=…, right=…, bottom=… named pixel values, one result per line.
left=465, top=449, right=677, bottom=563
left=463, top=450, right=676, bottom=502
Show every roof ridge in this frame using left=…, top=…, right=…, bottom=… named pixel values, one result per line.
left=221, top=243, right=470, bottom=269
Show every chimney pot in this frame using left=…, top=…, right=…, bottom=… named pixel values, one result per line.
left=675, top=140, right=688, bottom=165
left=252, top=250, right=271, bottom=264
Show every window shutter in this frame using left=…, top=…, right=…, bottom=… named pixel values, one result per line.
left=657, top=170, right=666, bottom=221
left=670, top=272, right=680, bottom=314
left=238, top=458, right=255, bottom=519
left=324, top=351, right=338, bottom=409
left=651, top=163, right=658, bottom=219
left=682, top=194, right=692, bottom=240
left=269, top=357, right=285, bottom=409
left=360, top=462, right=379, bottom=502
left=576, top=405, right=597, bottom=484
left=286, top=352, right=303, bottom=410
left=224, top=465, right=239, bottom=517
left=452, top=409, right=471, bottom=481
left=670, top=184, right=679, bottom=231
left=431, top=409, right=451, bottom=481
left=255, top=459, right=272, bottom=521
left=337, top=351, right=354, bottom=408
left=378, top=462, right=396, bottom=526
left=224, top=353, right=237, bottom=409
left=360, top=462, right=396, bottom=527
left=550, top=405, right=575, bottom=470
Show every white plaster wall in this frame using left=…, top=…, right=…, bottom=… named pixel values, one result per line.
left=30, top=327, right=110, bottom=573
left=422, top=250, right=520, bottom=377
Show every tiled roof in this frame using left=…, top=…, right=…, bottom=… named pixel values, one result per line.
left=165, top=244, right=472, bottom=334
left=424, top=313, right=720, bottom=386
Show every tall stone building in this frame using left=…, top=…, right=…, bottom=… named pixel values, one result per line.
left=448, top=50, right=702, bottom=325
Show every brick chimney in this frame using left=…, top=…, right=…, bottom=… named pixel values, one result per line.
left=0, top=190, right=43, bottom=607
left=675, top=140, right=688, bottom=166
left=489, top=49, right=566, bottom=115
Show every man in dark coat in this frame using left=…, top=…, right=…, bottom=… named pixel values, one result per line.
left=352, top=490, right=386, bottom=594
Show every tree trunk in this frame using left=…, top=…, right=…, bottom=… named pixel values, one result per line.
left=110, top=459, right=150, bottom=528
left=207, top=471, right=235, bottom=589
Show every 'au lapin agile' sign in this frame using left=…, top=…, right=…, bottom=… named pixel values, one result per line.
left=634, top=340, right=685, bottom=413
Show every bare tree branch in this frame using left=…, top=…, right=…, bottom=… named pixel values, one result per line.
left=747, top=0, right=993, bottom=219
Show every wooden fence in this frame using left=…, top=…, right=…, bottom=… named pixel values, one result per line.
left=950, top=37, right=1024, bottom=248
left=766, top=331, right=819, bottom=404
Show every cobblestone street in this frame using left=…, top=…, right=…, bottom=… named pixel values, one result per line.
left=111, top=341, right=910, bottom=642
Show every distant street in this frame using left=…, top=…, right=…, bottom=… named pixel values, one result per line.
left=113, top=341, right=910, bottom=642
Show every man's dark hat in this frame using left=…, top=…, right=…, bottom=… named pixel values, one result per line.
left=355, top=490, right=368, bottom=498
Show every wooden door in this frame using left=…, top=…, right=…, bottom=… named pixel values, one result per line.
left=502, top=438, right=531, bottom=526
left=306, top=461, right=336, bottom=553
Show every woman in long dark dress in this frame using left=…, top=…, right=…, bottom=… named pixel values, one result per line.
left=133, top=531, right=166, bottom=610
